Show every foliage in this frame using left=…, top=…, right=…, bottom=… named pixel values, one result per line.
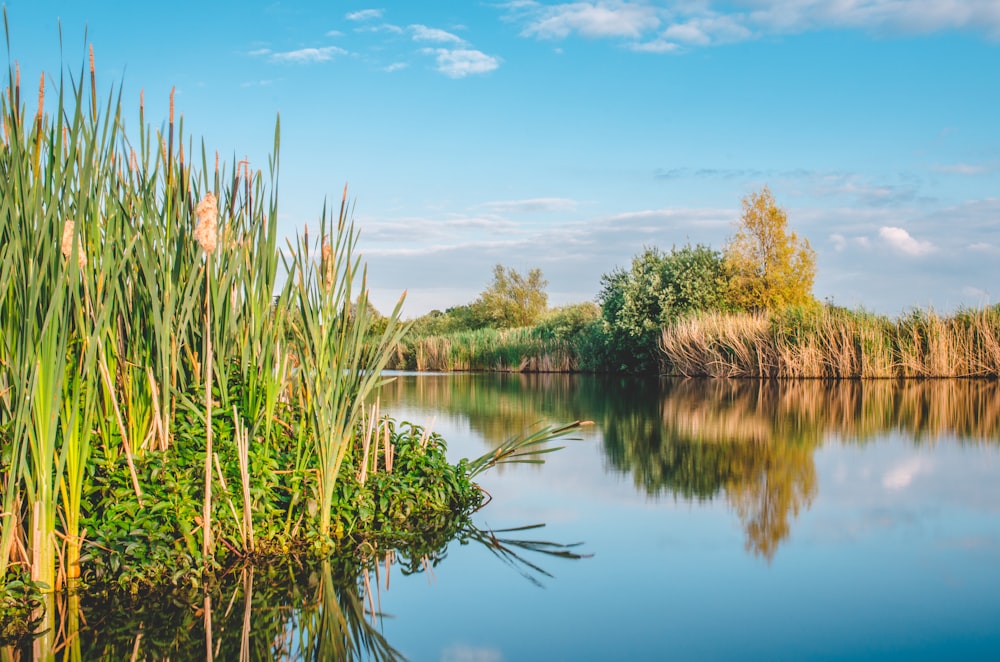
left=533, top=302, right=601, bottom=342
left=408, top=303, right=491, bottom=336
left=474, top=264, right=549, bottom=329
left=724, top=186, right=817, bottom=311
left=597, top=244, right=730, bottom=372
left=387, top=326, right=577, bottom=372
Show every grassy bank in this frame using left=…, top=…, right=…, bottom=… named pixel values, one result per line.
left=661, top=306, right=1000, bottom=378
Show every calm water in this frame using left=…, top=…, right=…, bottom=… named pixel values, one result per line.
left=372, top=373, right=1000, bottom=661
left=44, top=374, right=1000, bottom=660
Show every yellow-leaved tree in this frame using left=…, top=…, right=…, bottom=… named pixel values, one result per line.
left=724, top=186, right=817, bottom=311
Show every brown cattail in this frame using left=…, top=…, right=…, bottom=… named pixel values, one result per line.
left=61, top=219, right=86, bottom=269
left=194, top=192, right=219, bottom=254
left=322, top=240, right=333, bottom=288
left=89, top=44, right=97, bottom=119
left=36, top=72, right=44, bottom=124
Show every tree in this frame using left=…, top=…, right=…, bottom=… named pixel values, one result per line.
left=598, top=244, right=729, bottom=371
left=475, top=264, right=548, bottom=328
left=724, top=186, right=817, bottom=311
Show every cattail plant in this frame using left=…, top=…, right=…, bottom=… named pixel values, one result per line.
left=195, top=191, right=219, bottom=564
left=285, top=185, right=410, bottom=540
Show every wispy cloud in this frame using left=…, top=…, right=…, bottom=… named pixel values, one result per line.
left=384, top=62, right=409, bottom=73
left=521, top=1, right=661, bottom=39
left=354, top=23, right=404, bottom=34
left=506, top=0, right=1000, bottom=52
left=441, top=643, right=504, bottom=662
left=411, top=24, right=465, bottom=44
left=423, top=48, right=501, bottom=78
left=346, top=9, right=384, bottom=22
left=879, top=226, right=936, bottom=256
left=258, top=46, right=347, bottom=64
left=479, top=197, right=580, bottom=213
left=933, top=163, right=993, bottom=175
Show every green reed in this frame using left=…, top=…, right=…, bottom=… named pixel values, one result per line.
left=390, top=326, right=576, bottom=372
left=0, top=17, right=413, bottom=593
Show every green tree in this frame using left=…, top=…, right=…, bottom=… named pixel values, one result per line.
left=475, top=264, right=548, bottom=328
left=724, top=186, right=817, bottom=311
left=598, top=244, right=729, bottom=371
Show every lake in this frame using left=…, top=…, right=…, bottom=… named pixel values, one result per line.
left=38, top=373, right=1000, bottom=660
left=371, top=373, right=1000, bottom=661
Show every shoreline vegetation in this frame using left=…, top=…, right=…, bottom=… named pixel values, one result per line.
left=0, top=22, right=589, bottom=647
left=387, top=304, right=1000, bottom=377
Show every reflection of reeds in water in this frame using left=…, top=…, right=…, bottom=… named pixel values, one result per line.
left=662, top=307, right=1000, bottom=378
left=661, top=378, right=1000, bottom=445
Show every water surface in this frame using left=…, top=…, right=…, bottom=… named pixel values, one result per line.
left=373, top=374, right=1000, bottom=661
left=38, top=374, right=1000, bottom=660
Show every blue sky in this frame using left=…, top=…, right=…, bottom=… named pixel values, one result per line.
left=6, top=1, right=999, bottom=317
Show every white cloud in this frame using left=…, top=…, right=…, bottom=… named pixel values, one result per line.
left=479, top=198, right=580, bottom=213
left=411, top=25, right=465, bottom=44
left=933, top=163, right=991, bottom=175
left=628, top=38, right=680, bottom=53
left=346, top=9, right=384, bottom=22
left=354, top=23, right=404, bottom=34
left=424, top=48, right=501, bottom=78
left=441, top=643, right=504, bottom=662
left=522, top=1, right=661, bottom=39
left=747, top=0, right=1000, bottom=37
left=830, top=233, right=847, bottom=252
left=661, top=15, right=753, bottom=46
left=509, top=0, right=1000, bottom=50
left=879, top=226, right=936, bottom=256
left=384, top=62, right=409, bottom=73
left=268, top=46, right=347, bottom=64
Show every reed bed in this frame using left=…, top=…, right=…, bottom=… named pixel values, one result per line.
left=661, top=306, right=1000, bottom=378
left=0, top=20, right=514, bottom=624
left=389, top=327, right=577, bottom=372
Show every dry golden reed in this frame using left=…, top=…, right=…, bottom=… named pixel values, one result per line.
left=661, top=307, right=1000, bottom=379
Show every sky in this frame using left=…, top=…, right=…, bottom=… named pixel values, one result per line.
left=4, top=1, right=999, bottom=318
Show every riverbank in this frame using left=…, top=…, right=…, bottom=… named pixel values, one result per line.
left=388, top=305, right=1000, bottom=377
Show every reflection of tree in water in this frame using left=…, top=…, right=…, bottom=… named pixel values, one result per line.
left=598, top=379, right=818, bottom=561
left=379, top=374, right=1000, bottom=559
left=378, top=372, right=595, bottom=450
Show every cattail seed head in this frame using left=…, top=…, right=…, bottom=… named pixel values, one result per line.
left=322, top=240, right=334, bottom=288
left=36, top=72, right=44, bottom=122
left=194, top=192, right=219, bottom=254
left=61, top=219, right=87, bottom=269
